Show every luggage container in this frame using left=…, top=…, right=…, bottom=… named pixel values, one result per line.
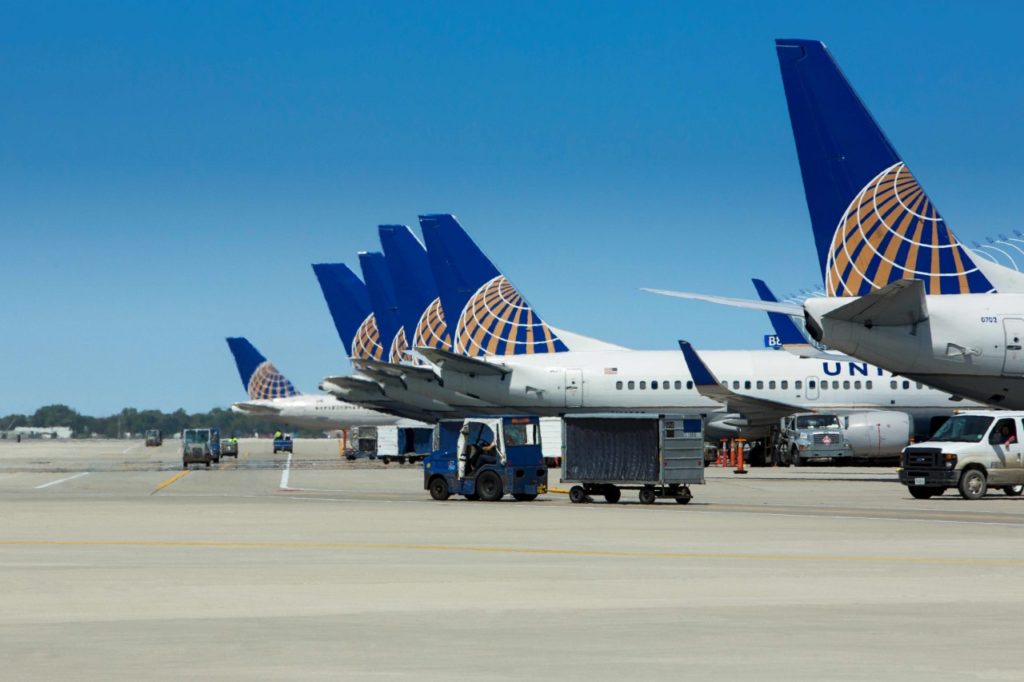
left=561, top=414, right=705, bottom=504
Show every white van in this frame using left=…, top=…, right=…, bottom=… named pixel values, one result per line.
left=900, top=411, right=1024, bottom=500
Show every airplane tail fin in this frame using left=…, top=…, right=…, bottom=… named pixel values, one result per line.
left=357, top=251, right=405, bottom=363
left=418, top=213, right=570, bottom=356
left=225, top=337, right=299, bottom=399
left=378, top=224, right=453, bottom=356
left=776, top=38, right=994, bottom=296
left=311, top=262, right=373, bottom=358
left=751, top=278, right=809, bottom=346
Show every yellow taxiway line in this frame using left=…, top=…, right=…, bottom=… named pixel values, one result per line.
left=1, top=538, right=1022, bottom=566
left=151, top=470, right=189, bottom=494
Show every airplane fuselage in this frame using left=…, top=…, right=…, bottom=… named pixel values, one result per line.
left=231, top=394, right=429, bottom=430
left=806, top=293, right=1024, bottom=409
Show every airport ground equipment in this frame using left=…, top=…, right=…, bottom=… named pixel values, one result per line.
left=899, top=411, right=1024, bottom=500
left=775, top=413, right=849, bottom=466
left=562, top=414, right=704, bottom=504
left=423, top=416, right=548, bottom=502
left=145, top=429, right=162, bottom=447
left=342, top=425, right=433, bottom=463
left=181, top=428, right=221, bottom=469
left=221, top=438, right=239, bottom=458
left=272, top=435, right=293, bottom=454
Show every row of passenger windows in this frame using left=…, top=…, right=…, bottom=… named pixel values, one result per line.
left=615, top=380, right=694, bottom=391
left=614, top=379, right=926, bottom=391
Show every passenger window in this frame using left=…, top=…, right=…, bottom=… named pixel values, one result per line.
left=989, top=418, right=1018, bottom=445
left=639, top=381, right=646, bottom=390
left=732, top=381, right=740, bottom=389
left=744, top=381, right=751, bottom=389
left=854, top=381, right=862, bottom=389
left=687, top=381, right=693, bottom=389
left=820, top=381, right=827, bottom=391
left=795, top=381, right=802, bottom=389
left=615, top=381, right=623, bottom=390
left=781, top=380, right=788, bottom=390
left=651, top=380, right=658, bottom=390
left=890, top=380, right=897, bottom=389
left=663, top=381, right=669, bottom=390
left=768, top=380, right=776, bottom=389
left=627, top=381, right=635, bottom=390
left=866, top=381, right=873, bottom=389
left=843, top=380, right=850, bottom=389
left=903, top=381, right=910, bottom=389
left=916, top=382, right=923, bottom=389
left=756, top=380, right=764, bottom=389
left=674, top=380, right=682, bottom=389
left=808, top=380, right=816, bottom=389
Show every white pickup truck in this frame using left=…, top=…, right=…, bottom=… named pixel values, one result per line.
left=899, top=411, right=1024, bottom=500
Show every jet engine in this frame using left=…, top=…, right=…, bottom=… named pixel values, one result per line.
left=842, top=411, right=912, bottom=458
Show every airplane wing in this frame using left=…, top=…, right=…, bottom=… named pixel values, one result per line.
left=823, top=279, right=928, bottom=327
left=416, top=347, right=510, bottom=377
left=678, top=340, right=805, bottom=426
left=641, top=288, right=802, bottom=315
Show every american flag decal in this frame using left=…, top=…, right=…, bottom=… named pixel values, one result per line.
left=604, top=368, right=618, bottom=375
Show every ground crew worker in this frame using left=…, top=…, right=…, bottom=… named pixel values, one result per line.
left=274, top=430, right=282, bottom=440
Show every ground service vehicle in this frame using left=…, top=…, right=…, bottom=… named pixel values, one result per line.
left=221, top=438, right=239, bottom=458
left=423, top=416, right=548, bottom=502
left=342, top=426, right=432, bottom=463
left=181, top=428, right=220, bottom=469
left=777, top=413, right=849, bottom=465
left=900, top=411, right=1024, bottom=500
left=273, top=435, right=293, bottom=454
left=562, top=414, right=705, bottom=504
left=145, top=429, right=162, bottom=447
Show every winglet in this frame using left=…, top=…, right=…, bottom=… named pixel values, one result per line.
left=678, top=340, right=720, bottom=387
left=751, top=278, right=809, bottom=346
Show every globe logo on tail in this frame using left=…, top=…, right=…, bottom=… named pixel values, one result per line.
left=827, top=162, right=994, bottom=296
left=388, top=327, right=410, bottom=364
left=247, top=362, right=297, bottom=399
left=413, top=297, right=452, bottom=351
left=351, top=313, right=385, bottom=361
left=455, top=275, right=568, bottom=356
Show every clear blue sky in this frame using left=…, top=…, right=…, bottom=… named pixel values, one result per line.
left=3, top=1, right=1024, bottom=416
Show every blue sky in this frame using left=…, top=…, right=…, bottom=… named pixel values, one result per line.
left=3, top=1, right=1024, bottom=415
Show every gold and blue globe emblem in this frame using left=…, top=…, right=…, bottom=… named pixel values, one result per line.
left=826, top=162, right=993, bottom=296
left=455, top=275, right=568, bottom=356
left=351, top=313, right=385, bottom=361
left=388, top=327, right=410, bottom=364
left=247, top=362, right=297, bottom=399
left=413, top=297, right=452, bottom=351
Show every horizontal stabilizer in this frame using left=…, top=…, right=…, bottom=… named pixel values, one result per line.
left=416, top=347, right=510, bottom=377
left=823, top=279, right=928, bottom=327
left=642, top=288, right=802, bottom=316
left=678, top=340, right=803, bottom=425
left=353, top=358, right=442, bottom=384
left=231, top=402, right=283, bottom=416
left=321, top=375, right=386, bottom=397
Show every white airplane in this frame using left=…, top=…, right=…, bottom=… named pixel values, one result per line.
left=226, top=336, right=429, bottom=429
left=652, top=39, right=1024, bottom=410
left=319, top=215, right=980, bottom=450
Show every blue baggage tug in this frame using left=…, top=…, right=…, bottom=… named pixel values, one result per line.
left=423, top=416, right=548, bottom=502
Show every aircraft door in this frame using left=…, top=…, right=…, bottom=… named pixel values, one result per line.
left=804, top=377, right=819, bottom=400
left=1003, top=319, right=1024, bottom=376
left=564, top=369, right=583, bottom=408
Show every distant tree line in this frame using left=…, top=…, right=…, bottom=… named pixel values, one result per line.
left=1, top=404, right=324, bottom=438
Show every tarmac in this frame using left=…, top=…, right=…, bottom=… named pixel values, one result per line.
left=2, top=437, right=1023, bottom=680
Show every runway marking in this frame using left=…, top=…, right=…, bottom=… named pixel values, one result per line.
left=121, top=443, right=143, bottom=455
left=279, top=452, right=293, bottom=491
left=151, top=470, right=189, bottom=494
left=34, top=472, right=90, bottom=489
left=2, top=538, right=1023, bottom=566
